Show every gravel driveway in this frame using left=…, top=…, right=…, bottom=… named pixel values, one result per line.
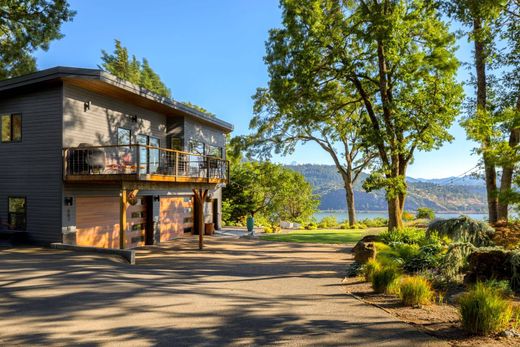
left=0, top=237, right=444, bottom=346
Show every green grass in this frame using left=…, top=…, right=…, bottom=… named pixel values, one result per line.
left=259, top=228, right=384, bottom=244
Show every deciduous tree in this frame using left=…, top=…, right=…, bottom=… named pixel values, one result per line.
left=251, top=0, right=463, bottom=230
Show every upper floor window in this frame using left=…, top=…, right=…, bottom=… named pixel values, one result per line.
left=8, top=197, right=26, bottom=231
left=1, top=113, right=22, bottom=143
left=117, top=128, right=131, bottom=146
left=207, top=145, right=223, bottom=158
left=189, top=140, right=205, bottom=155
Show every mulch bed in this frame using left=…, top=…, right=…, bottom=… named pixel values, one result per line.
left=342, top=276, right=520, bottom=346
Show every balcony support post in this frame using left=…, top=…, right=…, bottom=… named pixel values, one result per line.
left=120, top=189, right=127, bottom=249
left=193, top=188, right=208, bottom=250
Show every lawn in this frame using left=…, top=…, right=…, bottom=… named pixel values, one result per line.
left=259, top=227, right=385, bottom=244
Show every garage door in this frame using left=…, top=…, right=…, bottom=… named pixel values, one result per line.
left=160, top=196, right=194, bottom=242
left=76, top=196, right=120, bottom=248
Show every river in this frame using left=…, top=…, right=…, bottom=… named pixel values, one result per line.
left=313, top=210, right=488, bottom=221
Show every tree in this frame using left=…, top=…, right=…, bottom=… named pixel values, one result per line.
left=100, top=40, right=171, bottom=98
left=252, top=0, right=463, bottom=230
left=222, top=159, right=318, bottom=226
left=244, top=78, right=376, bottom=226
left=182, top=101, right=216, bottom=118
left=446, top=0, right=519, bottom=223
left=0, top=0, right=75, bottom=79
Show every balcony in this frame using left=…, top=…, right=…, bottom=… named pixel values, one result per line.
left=63, top=144, right=229, bottom=184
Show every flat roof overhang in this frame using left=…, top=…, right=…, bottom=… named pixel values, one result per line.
left=0, top=66, right=234, bottom=133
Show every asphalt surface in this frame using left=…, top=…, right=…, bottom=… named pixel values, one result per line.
left=0, top=237, right=445, bottom=346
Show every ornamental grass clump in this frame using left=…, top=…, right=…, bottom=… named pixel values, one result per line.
left=459, top=281, right=513, bottom=336
left=363, top=259, right=381, bottom=282
left=398, top=276, right=434, bottom=306
left=371, top=266, right=401, bottom=294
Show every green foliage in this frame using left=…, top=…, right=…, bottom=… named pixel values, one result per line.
left=318, top=216, right=338, bottom=229
left=459, top=281, right=513, bottom=336
left=345, top=261, right=363, bottom=278
left=249, top=0, right=463, bottom=230
left=362, top=218, right=388, bottom=228
left=416, top=208, right=435, bottom=220
left=181, top=101, right=216, bottom=118
left=0, top=0, right=75, bottom=79
left=379, top=227, right=426, bottom=245
left=427, top=216, right=495, bottom=247
left=398, top=276, right=434, bottom=306
left=363, top=259, right=381, bottom=282
left=222, top=159, right=318, bottom=227
left=101, top=40, right=171, bottom=98
left=402, top=211, right=416, bottom=222
left=439, top=242, right=477, bottom=282
left=304, top=222, right=318, bottom=230
left=371, top=266, right=401, bottom=294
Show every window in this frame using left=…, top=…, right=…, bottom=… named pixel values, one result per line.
left=117, top=128, right=131, bottom=145
left=207, top=145, right=223, bottom=158
left=8, top=197, right=26, bottom=231
left=170, top=137, right=183, bottom=151
left=1, top=114, right=22, bottom=143
left=189, top=140, right=204, bottom=155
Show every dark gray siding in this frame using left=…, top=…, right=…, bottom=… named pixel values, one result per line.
left=63, top=84, right=166, bottom=147
left=0, top=85, right=63, bottom=244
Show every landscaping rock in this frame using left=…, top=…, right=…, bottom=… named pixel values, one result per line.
left=353, top=241, right=377, bottom=264
left=464, top=248, right=511, bottom=284
left=351, top=235, right=379, bottom=254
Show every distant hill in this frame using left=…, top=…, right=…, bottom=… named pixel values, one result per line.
left=286, top=164, right=486, bottom=212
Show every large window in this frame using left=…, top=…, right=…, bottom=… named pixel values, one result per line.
left=117, top=128, right=131, bottom=145
left=207, top=145, right=223, bottom=158
left=1, top=114, right=22, bottom=143
left=8, top=197, right=26, bottom=231
left=189, top=140, right=205, bottom=155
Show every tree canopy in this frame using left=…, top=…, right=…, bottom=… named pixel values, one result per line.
left=245, top=0, right=463, bottom=229
left=0, top=0, right=75, bottom=79
left=222, top=157, right=318, bottom=226
left=100, top=40, right=172, bottom=98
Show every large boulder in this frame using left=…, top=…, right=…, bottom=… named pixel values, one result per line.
left=353, top=241, right=377, bottom=264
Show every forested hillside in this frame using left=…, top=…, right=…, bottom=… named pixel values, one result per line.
left=286, top=164, right=487, bottom=212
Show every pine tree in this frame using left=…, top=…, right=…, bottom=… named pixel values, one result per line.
left=100, top=40, right=171, bottom=98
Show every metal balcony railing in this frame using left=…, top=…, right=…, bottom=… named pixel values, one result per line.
left=63, top=144, right=228, bottom=183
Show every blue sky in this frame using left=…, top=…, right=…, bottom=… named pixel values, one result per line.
left=34, top=0, right=478, bottom=179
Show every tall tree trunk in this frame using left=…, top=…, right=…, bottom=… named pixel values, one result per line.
left=474, top=17, right=498, bottom=224
left=387, top=196, right=403, bottom=230
left=497, top=96, right=520, bottom=222
left=345, top=182, right=356, bottom=226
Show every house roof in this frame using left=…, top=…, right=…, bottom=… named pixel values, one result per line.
left=0, top=66, right=234, bottom=133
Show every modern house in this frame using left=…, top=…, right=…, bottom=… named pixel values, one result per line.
left=0, top=67, right=233, bottom=249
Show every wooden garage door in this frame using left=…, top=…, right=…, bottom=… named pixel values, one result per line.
left=76, top=196, right=120, bottom=248
left=160, top=196, right=194, bottom=242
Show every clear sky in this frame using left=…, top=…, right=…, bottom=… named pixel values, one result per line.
left=34, top=0, right=479, bottom=179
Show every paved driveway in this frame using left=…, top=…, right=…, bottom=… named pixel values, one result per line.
left=0, top=237, right=443, bottom=346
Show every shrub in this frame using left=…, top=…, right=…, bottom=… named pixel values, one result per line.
left=305, top=222, right=318, bottom=230
left=318, top=216, right=338, bottom=229
left=398, top=276, right=434, bottom=306
left=352, top=223, right=367, bottom=229
left=416, top=207, right=435, bottom=220
left=459, top=282, right=513, bottom=335
left=363, top=259, right=381, bottom=282
left=379, top=227, right=425, bottom=245
left=362, top=217, right=388, bottom=228
left=427, top=216, right=494, bottom=247
left=402, top=211, right=416, bottom=221
left=371, top=266, right=401, bottom=293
